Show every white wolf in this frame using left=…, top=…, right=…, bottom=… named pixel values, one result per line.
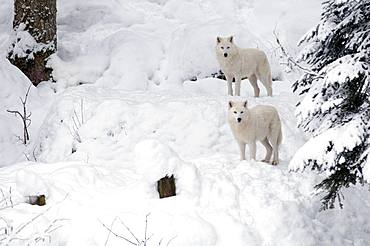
left=215, top=36, right=273, bottom=97
left=228, top=100, right=282, bottom=165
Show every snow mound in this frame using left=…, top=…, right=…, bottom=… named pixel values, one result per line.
left=0, top=58, right=45, bottom=166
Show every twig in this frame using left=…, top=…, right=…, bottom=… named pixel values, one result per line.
left=81, top=98, right=84, bottom=124
left=32, top=147, right=37, bottom=162
left=6, top=85, right=32, bottom=144
left=66, top=99, right=85, bottom=144
left=13, top=206, right=53, bottom=236
left=273, top=29, right=322, bottom=78
left=101, top=214, right=173, bottom=246
left=23, top=152, right=30, bottom=161
left=118, top=218, right=140, bottom=244
left=9, top=188, right=13, bottom=208
left=144, top=213, right=150, bottom=245
left=100, top=220, right=136, bottom=245
left=0, top=189, right=8, bottom=207
left=34, top=218, right=69, bottom=243
left=2, top=194, right=69, bottom=244
left=104, top=217, right=118, bottom=246
left=166, top=236, right=177, bottom=246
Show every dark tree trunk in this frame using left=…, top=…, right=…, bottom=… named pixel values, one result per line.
left=157, top=175, right=176, bottom=199
left=8, top=0, right=57, bottom=86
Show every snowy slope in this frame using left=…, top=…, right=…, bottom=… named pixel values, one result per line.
left=1, top=0, right=370, bottom=245
left=1, top=81, right=370, bottom=245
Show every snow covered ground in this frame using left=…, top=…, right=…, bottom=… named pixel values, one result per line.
left=1, top=0, right=370, bottom=245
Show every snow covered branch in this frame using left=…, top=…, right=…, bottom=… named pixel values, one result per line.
left=289, top=0, right=370, bottom=210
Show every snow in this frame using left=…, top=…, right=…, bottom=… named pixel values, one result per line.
left=7, top=24, right=55, bottom=60
left=294, top=55, right=369, bottom=135
left=289, top=117, right=367, bottom=172
left=0, top=58, right=48, bottom=166
left=1, top=0, right=370, bottom=245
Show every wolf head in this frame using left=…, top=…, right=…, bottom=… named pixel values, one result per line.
left=228, top=100, right=249, bottom=124
left=216, top=36, right=238, bottom=58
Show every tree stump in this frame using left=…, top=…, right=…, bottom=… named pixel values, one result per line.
left=157, top=175, right=176, bottom=199
left=28, top=195, right=46, bottom=206
left=8, top=0, right=57, bottom=86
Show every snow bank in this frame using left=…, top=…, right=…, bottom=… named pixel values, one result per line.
left=0, top=0, right=12, bottom=54
left=44, top=0, right=323, bottom=91
left=0, top=58, right=46, bottom=166
left=289, top=118, right=367, bottom=172
left=2, top=0, right=370, bottom=245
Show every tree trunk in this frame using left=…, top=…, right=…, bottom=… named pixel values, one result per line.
left=157, top=175, right=176, bottom=199
left=8, top=0, right=57, bottom=86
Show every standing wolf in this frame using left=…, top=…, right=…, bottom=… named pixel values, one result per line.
left=215, top=36, right=273, bottom=97
left=228, top=100, right=282, bottom=165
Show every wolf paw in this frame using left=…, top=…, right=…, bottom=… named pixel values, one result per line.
left=271, top=161, right=278, bottom=165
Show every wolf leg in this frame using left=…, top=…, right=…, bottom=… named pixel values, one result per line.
left=238, top=141, right=246, bottom=160
left=248, top=74, right=260, bottom=97
left=248, top=142, right=256, bottom=160
left=258, top=74, right=272, bottom=97
left=235, top=76, right=242, bottom=96
left=225, top=73, right=233, bottom=96
left=260, top=138, right=272, bottom=163
left=269, top=131, right=280, bottom=165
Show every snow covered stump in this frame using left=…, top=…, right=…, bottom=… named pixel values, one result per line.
left=157, top=175, right=176, bottom=199
left=28, top=195, right=46, bottom=206
left=134, top=139, right=199, bottom=200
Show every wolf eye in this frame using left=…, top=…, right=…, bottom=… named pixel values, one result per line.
left=221, top=47, right=224, bottom=49
left=227, top=46, right=230, bottom=49
left=233, top=111, right=237, bottom=114
left=241, top=111, right=244, bottom=114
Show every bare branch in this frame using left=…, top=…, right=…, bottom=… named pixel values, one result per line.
left=144, top=213, right=150, bottom=245
left=23, top=152, right=30, bottom=161
left=100, top=220, right=136, bottom=245
left=0, top=190, right=8, bottom=207
left=273, top=29, right=323, bottom=78
left=81, top=98, right=84, bottom=124
left=32, top=148, right=37, bottom=162
left=13, top=206, right=53, bottom=236
left=103, top=217, right=118, bottom=246
left=166, top=236, right=177, bottom=246
left=6, top=85, right=32, bottom=144
left=73, top=110, right=81, bottom=127
left=118, top=217, right=140, bottom=244
left=6, top=110, right=23, bottom=119
left=8, top=188, right=13, bottom=209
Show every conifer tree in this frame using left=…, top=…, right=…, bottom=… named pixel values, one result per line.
left=290, top=0, right=370, bottom=210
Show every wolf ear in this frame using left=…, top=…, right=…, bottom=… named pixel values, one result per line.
left=229, top=101, right=233, bottom=108
left=243, top=100, right=248, bottom=108
left=217, top=37, right=221, bottom=43
left=229, top=36, right=234, bottom=43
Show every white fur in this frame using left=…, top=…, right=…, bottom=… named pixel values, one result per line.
left=228, top=101, right=282, bottom=165
left=215, top=36, right=273, bottom=97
